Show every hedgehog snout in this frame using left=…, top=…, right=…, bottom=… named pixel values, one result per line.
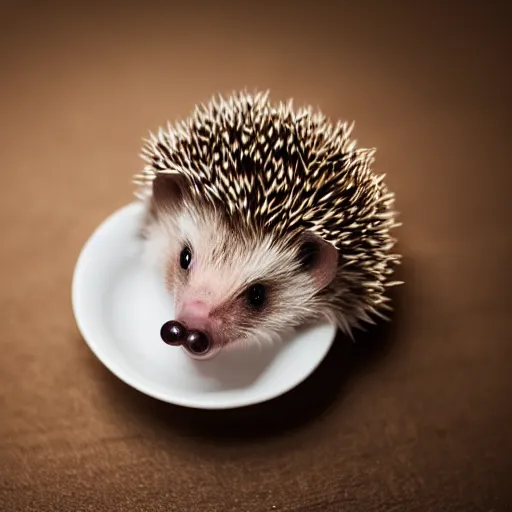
left=179, top=299, right=209, bottom=320
left=176, top=299, right=211, bottom=332
left=171, top=300, right=223, bottom=360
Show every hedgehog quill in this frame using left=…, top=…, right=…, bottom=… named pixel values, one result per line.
left=133, top=91, right=402, bottom=359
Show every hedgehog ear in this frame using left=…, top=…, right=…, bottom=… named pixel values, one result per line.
left=152, top=172, right=187, bottom=212
left=297, top=233, right=338, bottom=291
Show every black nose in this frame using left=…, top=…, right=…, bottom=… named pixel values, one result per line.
left=160, top=320, right=187, bottom=346
left=184, top=330, right=211, bottom=355
left=161, top=321, right=212, bottom=355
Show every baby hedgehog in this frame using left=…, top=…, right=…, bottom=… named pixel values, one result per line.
left=133, top=90, right=402, bottom=358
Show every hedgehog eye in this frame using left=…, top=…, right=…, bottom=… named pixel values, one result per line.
left=297, top=241, right=320, bottom=270
left=246, top=283, right=267, bottom=310
left=179, top=246, right=192, bottom=270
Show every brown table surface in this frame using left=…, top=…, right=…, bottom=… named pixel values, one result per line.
left=1, top=1, right=511, bottom=511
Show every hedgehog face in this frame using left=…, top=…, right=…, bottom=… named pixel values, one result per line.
left=136, top=90, right=402, bottom=343
left=144, top=190, right=339, bottom=351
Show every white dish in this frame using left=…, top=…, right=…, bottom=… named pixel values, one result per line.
left=72, top=202, right=337, bottom=409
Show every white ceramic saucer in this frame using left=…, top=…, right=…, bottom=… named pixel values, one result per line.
left=72, top=202, right=337, bottom=409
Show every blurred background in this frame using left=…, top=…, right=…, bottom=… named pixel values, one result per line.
left=1, top=1, right=511, bottom=511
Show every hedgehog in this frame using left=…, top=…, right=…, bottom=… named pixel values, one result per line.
left=133, top=90, right=402, bottom=358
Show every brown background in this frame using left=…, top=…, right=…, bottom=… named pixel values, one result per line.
left=1, top=1, right=511, bottom=511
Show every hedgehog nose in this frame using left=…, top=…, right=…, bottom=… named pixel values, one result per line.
left=160, top=321, right=219, bottom=360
